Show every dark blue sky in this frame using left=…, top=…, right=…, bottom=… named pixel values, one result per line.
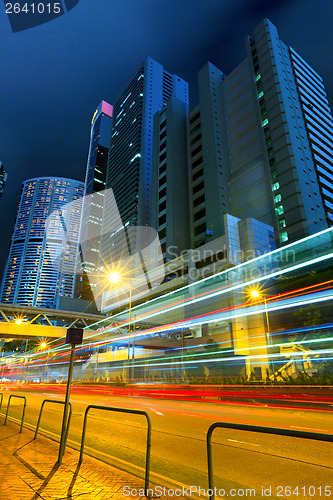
left=1, top=0, right=333, bottom=274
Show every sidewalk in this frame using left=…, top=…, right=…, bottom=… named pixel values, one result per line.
left=0, top=419, right=181, bottom=500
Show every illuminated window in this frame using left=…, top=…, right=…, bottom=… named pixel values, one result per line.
left=255, top=74, right=261, bottom=81
left=274, top=193, right=282, bottom=203
left=257, top=90, right=264, bottom=99
left=272, top=182, right=280, bottom=191
left=280, top=231, right=288, bottom=242
left=279, top=219, right=286, bottom=228
left=262, top=118, right=269, bottom=127
left=275, top=205, right=284, bottom=216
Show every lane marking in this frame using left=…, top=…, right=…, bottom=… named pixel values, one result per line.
left=291, top=425, right=328, bottom=433
left=146, top=407, right=163, bottom=415
left=227, top=439, right=260, bottom=447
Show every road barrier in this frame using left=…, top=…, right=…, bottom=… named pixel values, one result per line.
left=4, top=394, right=26, bottom=432
left=34, top=399, right=72, bottom=449
left=206, top=421, right=333, bottom=500
left=79, top=405, right=151, bottom=496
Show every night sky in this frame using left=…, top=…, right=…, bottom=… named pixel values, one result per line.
left=1, top=0, right=333, bottom=276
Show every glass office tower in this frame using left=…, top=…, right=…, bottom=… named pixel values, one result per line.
left=79, top=101, right=113, bottom=301
left=0, top=177, right=84, bottom=307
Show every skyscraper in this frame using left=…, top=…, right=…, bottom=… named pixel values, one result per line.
left=189, top=19, right=333, bottom=246
left=0, top=162, right=7, bottom=200
left=151, top=96, right=190, bottom=261
left=0, top=177, right=84, bottom=307
left=187, top=61, right=230, bottom=249
left=79, top=100, right=113, bottom=300
left=97, top=58, right=188, bottom=309
left=101, top=57, right=189, bottom=263
left=84, top=101, right=113, bottom=200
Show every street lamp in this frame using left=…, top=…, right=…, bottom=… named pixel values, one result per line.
left=246, top=286, right=274, bottom=379
left=248, top=286, right=272, bottom=377
left=108, top=272, right=120, bottom=284
left=108, top=271, right=134, bottom=382
left=39, top=340, right=50, bottom=381
left=250, top=289, right=260, bottom=300
left=248, top=287, right=271, bottom=344
left=14, top=318, right=24, bottom=381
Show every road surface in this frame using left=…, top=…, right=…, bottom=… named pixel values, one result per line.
left=1, top=387, right=332, bottom=499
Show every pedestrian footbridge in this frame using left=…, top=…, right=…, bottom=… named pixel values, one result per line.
left=0, top=303, right=106, bottom=340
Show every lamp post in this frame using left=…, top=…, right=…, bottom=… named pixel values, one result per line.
left=131, top=315, right=136, bottom=381
left=108, top=272, right=134, bottom=383
left=39, top=341, right=50, bottom=381
left=249, top=289, right=271, bottom=346
left=248, top=288, right=272, bottom=377
left=181, top=330, right=186, bottom=383
left=14, top=319, right=26, bottom=383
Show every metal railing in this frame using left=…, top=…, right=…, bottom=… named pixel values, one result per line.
left=207, top=421, right=333, bottom=500
left=4, top=394, right=26, bottom=433
left=34, top=399, right=72, bottom=447
left=79, top=405, right=151, bottom=496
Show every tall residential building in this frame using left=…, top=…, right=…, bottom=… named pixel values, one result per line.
left=0, top=177, right=84, bottom=307
left=0, top=162, right=7, bottom=200
left=101, top=57, right=189, bottom=265
left=190, top=19, right=333, bottom=247
left=190, top=63, right=231, bottom=249
left=151, top=96, right=190, bottom=261
left=79, top=100, right=113, bottom=300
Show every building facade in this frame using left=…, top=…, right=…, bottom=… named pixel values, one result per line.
left=0, top=177, right=84, bottom=307
left=101, top=57, right=189, bottom=266
left=100, top=19, right=333, bottom=311
left=102, top=212, right=275, bottom=312
left=289, top=46, right=333, bottom=228
left=79, top=100, right=113, bottom=301
left=0, top=162, right=7, bottom=200
left=189, top=19, right=333, bottom=247
left=151, top=96, right=190, bottom=261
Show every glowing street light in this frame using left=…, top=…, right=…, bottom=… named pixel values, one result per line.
left=15, top=319, right=23, bottom=325
left=108, top=272, right=120, bottom=284
left=250, top=289, right=260, bottom=299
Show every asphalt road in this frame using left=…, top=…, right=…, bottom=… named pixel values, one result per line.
left=1, top=388, right=332, bottom=499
